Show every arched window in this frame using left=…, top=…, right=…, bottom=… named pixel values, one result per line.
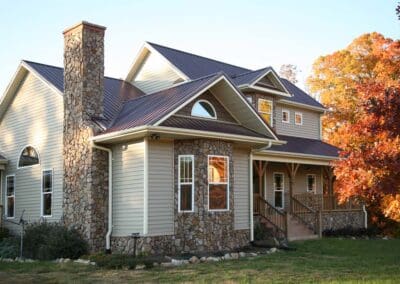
left=191, top=100, right=217, bottom=119
left=18, top=146, right=39, bottom=168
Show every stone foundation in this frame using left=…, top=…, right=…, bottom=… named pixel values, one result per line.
left=111, top=230, right=250, bottom=255
left=322, top=210, right=365, bottom=231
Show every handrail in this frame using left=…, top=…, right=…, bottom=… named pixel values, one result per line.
left=254, top=195, right=287, bottom=238
left=291, top=196, right=321, bottom=235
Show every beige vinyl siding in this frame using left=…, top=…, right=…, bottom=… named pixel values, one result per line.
left=112, top=140, right=145, bottom=236
left=131, top=51, right=183, bottom=94
left=264, top=163, right=323, bottom=209
left=0, top=72, right=63, bottom=233
left=275, top=104, right=321, bottom=140
left=147, top=140, right=174, bottom=236
left=233, top=148, right=250, bottom=230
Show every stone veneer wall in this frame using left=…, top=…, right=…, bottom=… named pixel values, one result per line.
left=63, top=22, right=109, bottom=251
left=322, top=211, right=365, bottom=231
left=111, top=139, right=250, bottom=255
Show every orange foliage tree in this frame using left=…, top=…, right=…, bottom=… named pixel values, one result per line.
left=307, top=33, right=400, bottom=222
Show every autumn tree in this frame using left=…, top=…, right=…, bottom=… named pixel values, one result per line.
left=333, top=83, right=400, bottom=222
left=307, top=33, right=400, bottom=147
left=279, top=64, right=298, bottom=84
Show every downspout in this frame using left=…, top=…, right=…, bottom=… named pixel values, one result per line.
left=250, top=140, right=273, bottom=241
left=91, top=142, right=113, bottom=252
left=363, top=205, right=368, bottom=229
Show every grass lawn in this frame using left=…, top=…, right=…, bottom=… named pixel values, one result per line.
left=0, top=238, right=399, bottom=283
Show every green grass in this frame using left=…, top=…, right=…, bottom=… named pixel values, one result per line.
left=0, top=238, right=399, bottom=283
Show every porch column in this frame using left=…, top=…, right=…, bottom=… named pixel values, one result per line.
left=285, top=163, right=300, bottom=213
left=253, top=160, right=268, bottom=199
left=323, top=166, right=335, bottom=210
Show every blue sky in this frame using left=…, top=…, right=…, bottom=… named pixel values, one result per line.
left=0, top=0, right=398, bottom=95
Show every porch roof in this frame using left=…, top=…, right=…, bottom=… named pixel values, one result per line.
left=266, top=135, right=340, bottom=158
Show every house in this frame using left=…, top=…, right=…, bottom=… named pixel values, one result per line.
left=0, top=21, right=366, bottom=254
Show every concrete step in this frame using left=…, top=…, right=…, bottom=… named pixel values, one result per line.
left=288, top=234, right=319, bottom=241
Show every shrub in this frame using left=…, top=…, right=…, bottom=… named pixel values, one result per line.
left=254, top=222, right=274, bottom=240
left=0, top=227, right=10, bottom=241
left=323, top=226, right=380, bottom=237
left=0, top=237, right=19, bottom=259
left=23, top=222, right=88, bottom=260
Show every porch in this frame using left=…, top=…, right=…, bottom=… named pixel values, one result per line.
left=251, top=159, right=366, bottom=241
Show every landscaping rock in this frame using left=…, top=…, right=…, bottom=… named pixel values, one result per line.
left=239, top=252, right=246, bottom=258
left=2, top=258, right=14, bottom=262
left=230, top=253, right=239, bottom=260
left=206, top=256, right=220, bottom=262
left=136, top=264, right=146, bottom=270
left=153, top=262, right=160, bottom=267
left=200, top=256, right=207, bottom=262
left=63, top=258, right=71, bottom=263
left=224, top=253, right=231, bottom=260
left=171, top=259, right=187, bottom=266
left=74, top=259, right=91, bottom=265
left=249, top=252, right=258, bottom=257
left=269, top=248, right=278, bottom=253
left=189, top=256, right=199, bottom=264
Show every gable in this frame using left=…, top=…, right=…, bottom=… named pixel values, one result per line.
left=176, top=90, right=237, bottom=124
left=126, top=44, right=186, bottom=94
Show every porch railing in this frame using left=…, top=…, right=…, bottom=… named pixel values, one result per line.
left=291, top=196, right=321, bottom=236
left=254, top=194, right=287, bottom=238
left=322, top=195, right=362, bottom=211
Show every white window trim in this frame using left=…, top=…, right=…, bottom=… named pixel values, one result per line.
left=273, top=172, right=284, bottom=209
left=258, top=98, right=273, bottom=126
left=5, top=174, right=15, bottom=219
left=178, top=155, right=195, bottom=213
left=282, top=109, right=290, bottom=124
left=207, top=155, right=230, bottom=212
left=306, top=174, right=317, bottom=194
left=295, top=112, right=303, bottom=125
left=191, top=99, right=217, bottom=120
left=41, top=169, right=53, bottom=218
left=17, top=144, right=40, bottom=169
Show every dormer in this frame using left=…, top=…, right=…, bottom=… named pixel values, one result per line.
left=125, top=42, right=187, bottom=94
left=232, top=67, right=291, bottom=97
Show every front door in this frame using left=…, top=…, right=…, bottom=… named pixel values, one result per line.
left=273, top=173, right=284, bottom=209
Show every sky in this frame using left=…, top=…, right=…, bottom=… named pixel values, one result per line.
left=0, top=0, right=398, bottom=96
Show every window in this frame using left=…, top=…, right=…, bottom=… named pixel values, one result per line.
left=191, top=100, right=216, bottom=119
left=307, top=174, right=316, bottom=193
left=246, top=95, right=253, bottom=104
left=273, top=173, right=284, bottom=209
left=258, top=99, right=273, bottom=126
left=6, top=175, right=15, bottom=218
left=295, top=112, right=303, bottom=125
left=178, top=155, right=194, bottom=212
left=42, top=170, right=53, bottom=217
left=282, top=109, right=290, bottom=123
left=18, top=146, right=39, bottom=168
left=208, top=156, right=229, bottom=211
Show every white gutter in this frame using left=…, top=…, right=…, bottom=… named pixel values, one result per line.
left=92, top=125, right=286, bottom=146
left=91, top=142, right=113, bottom=252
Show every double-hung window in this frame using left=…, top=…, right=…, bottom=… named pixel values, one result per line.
left=307, top=174, right=316, bottom=193
left=258, top=99, right=273, bottom=126
left=178, top=155, right=194, bottom=212
left=42, top=170, right=53, bottom=217
left=6, top=175, right=15, bottom=218
left=295, top=112, right=303, bottom=125
left=208, top=156, right=229, bottom=211
left=273, top=173, right=284, bottom=209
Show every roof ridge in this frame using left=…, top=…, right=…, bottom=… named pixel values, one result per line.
left=231, top=67, right=272, bottom=78
left=23, top=60, right=124, bottom=81
left=147, top=42, right=251, bottom=72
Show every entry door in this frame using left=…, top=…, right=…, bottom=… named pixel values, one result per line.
left=273, top=173, right=284, bottom=209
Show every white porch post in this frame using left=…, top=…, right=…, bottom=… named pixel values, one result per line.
left=249, top=152, right=254, bottom=241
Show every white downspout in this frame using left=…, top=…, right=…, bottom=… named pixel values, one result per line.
left=91, top=142, right=113, bottom=252
left=363, top=205, right=368, bottom=229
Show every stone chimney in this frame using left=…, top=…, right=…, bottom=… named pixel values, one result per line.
left=62, top=21, right=109, bottom=251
